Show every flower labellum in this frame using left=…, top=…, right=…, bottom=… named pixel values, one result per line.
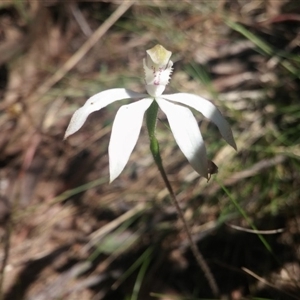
left=143, top=44, right=173, bottom=97
left=64, top=44, right=236, bottom=182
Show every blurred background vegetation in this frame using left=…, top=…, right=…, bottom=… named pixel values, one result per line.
left=0, top=0, right=300, bottom=299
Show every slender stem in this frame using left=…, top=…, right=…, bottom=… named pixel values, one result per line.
left=146, top=101, right=220, bottom=297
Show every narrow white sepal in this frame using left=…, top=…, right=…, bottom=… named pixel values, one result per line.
left=109, top=98, right=153, bottom=182
left=64, top=88, right=147, bottom=139
left=162, top=93, right=237, bottom=150
left=156, top=98, right=208, bottom=178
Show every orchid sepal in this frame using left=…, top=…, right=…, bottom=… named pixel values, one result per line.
left=109, top=98, right=153, bottom=182
left=156, top=97, right=208, bottom=178
left=64, top=88, right=147, bottom=139
left=161, top=93, right=237, bottom=150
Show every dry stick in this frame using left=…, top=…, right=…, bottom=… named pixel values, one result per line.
left=28, top=0, right=135, bottom=104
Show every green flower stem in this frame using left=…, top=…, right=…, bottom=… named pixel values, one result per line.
left=146, top=101, right=161, bottom=165
left=146, top=101, right=219, bottom=297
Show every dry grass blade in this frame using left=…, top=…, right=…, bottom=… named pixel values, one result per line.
left=28, top=0, right=135, bottom=104
left=227, top=224, right=284, bottom=234
left=83, top=202, right=147, bottom=253
left=242, top=267, right=300, bottom=300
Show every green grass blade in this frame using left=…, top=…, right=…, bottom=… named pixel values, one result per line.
left=217, top=179, right=273, bottom=253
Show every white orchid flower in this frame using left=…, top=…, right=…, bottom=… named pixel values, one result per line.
left=65, top=45, right=236, bottom=182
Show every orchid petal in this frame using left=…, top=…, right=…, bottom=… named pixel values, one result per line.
left=109, top=98, right=153, bottom=182
left=156, top=98, right=208, bottom=178
left=64, top=88, right=147, bottom=139
left=162, top=93, right=237, bottom=150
